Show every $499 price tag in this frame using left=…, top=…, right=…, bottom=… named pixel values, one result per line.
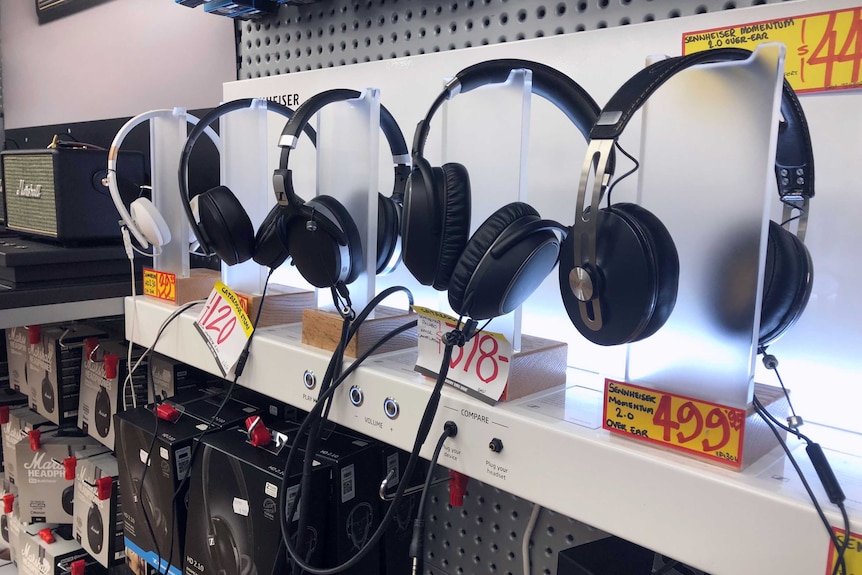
left=603, top=379, right=747, bottom=468
left=413, top=306, right=511, bottom=405
left=194, top=281, right=254, bottom=376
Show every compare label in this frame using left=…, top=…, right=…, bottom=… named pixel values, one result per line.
left=603, top=379, right=746, bottom=468
left=413, top=306, right=512, bottom=405
left=683, top=6, right=862, bottom=93
left=142, top=268, right=176, bottom=303
left=826, top=528, right=862, bottom=575
left=194, top=281, right=253, bottom=376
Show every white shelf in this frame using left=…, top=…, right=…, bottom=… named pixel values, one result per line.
left=126, top=296, right=860, bottom=575
left=0, top=297, right=125, bottom=330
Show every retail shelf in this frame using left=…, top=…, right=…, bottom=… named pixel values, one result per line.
left=126, top=295, right=860, bottom=575
left=0, top=280, right=132, bottom=329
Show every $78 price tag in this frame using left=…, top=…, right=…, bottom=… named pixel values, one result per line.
left=413, top=306, right=511, bottom=404
left=194, top=281, right=254, bottom=376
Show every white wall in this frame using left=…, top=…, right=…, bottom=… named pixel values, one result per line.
left=0, top=0, right=236, bottom=129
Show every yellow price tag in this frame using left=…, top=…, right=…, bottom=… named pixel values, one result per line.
left=603, top=379, right=746, bottom=468
left=194, top=281, right=253, bottom=376
left=142, top=268, right=176, bottom=303
left=827, top=529, right=862, bottom=575
left=683, top=7, right=862, bottom=93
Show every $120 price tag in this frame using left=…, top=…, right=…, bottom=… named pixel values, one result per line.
left=194, top=281, right=253, bottom=376
left=603, top=379, right=747, bottom=468
left=413, top=306, right=512, bottom=405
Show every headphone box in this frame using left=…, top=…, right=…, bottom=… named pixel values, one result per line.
left=78, top=340, right=148, bottom=450
left=4, top=499, right=24, bottom=566
left=114, top=392, right=261, bottom=575
left=26, top=324, right=109, bottom=426
left=0, top=148, right=146, bottom=242
left=148, top=353, right=211, bottom=403
left=1, top=476, right=17, bottom=547
left=5, top=326, right=29, bottom=392
left=18, top=524, right=108, bottom=575
left=183, top=424, right=328, bottom=575
left=380, top=445, right=427, bottom=575
left=73, top=453, right=124, bottom=568
left=2, top=406, right=57, bottom=486
left=14, top=431, right=109, bottom=524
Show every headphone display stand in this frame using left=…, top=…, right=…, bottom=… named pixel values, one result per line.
left=301, top=89, right=418, bottom=356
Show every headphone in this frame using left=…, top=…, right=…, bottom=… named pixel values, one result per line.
left=272, top=88, right=411, bottom=288
left=178, top=98, right=317, bottom=268
left=201, top=444, right=257, bottom=575
left=107, top=109, right=221, bottom=251
left=62, top=484, right=75, bottom=516
left=559, top=47, right=814, bottom=347
left=403, top=59, right=607, bottom=320
left=94, top=386, right=111, bottom=439
left=87, top=501, right=104, bottom=554
left=41, top=370, right=54, bottom=414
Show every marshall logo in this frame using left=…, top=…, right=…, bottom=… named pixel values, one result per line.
left=84, top=359, right=114, bottom=391
left=28, top=343, right=55, bottom=369
left=8, top=329, right=28, bottom=353
left=21, top=542, right=51, bottom=575
left=24, top=451, right=64, bottom=479
left=16, top=180, right=42, bottom=198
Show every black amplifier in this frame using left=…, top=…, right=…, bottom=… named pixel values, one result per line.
left=0, top=148, right=145, bottom=243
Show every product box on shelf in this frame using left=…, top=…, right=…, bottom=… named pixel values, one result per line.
left=78, top=339, right=148, bottom=450
left=26, top=324, right=108, bottom=425
left=5, top=505, right=24, bottom=566
left=148, top=353, right=210, bottom=403
left=14, top=431, right=109, bottom=523
left=380, top=444, right=427, bottom=575
left=184, top=423, right=327, bottom=575
left=6, top=326, right=29, bottom=392
left=2, top=406, right=57, bottom=486
left=73, top=453, right=124, bottom=568
left=18, top=524, right=107, bottom=575
left=114, top=392, right=261, bottom=575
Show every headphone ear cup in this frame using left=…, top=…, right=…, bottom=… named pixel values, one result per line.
left=130, top=198, right=171, bottom=248
left=87, top=502, right=104, bottom=554
left=759, top=220, right=813, bottom=346
left=448, top=202, right=559, bottom=320
left=376, top=193, right=400, bottom=274
left=197, top=186, right=255, bottom=266
left=433, top=163, right=472, bottom=290
left=209, top=516, right=242, bottom=575
left=252, top=205, right=292, bottom=269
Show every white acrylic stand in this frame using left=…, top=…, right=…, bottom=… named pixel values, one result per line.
left=626, top=44, right=786, bottom=408
left=441, top=69, right=532, bottom=351
left=219, top=98, right=270, bottom=295
left=314, top=89, right=380, bottom=313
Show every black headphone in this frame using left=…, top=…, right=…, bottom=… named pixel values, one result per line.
left=94, top=386, right=111, bottom=439
left=559, top=47, right=814, bottom=347
left=201, top=445, right=257, bottom=575
left=178, top=98, right=317, bottom=268
left=403, top=59, right=608, bottom=320
left=62, top=484, right=75, bottom=516
left=87, top=501, right=104, bottom=554
left=272, top=88, right=411, bottom=289
left=41, top=369, right=54, bottom=414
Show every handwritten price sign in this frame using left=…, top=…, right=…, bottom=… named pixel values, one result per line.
left=142, top=268, right=176, bottom=303
left=413, top=306, right=511, bottom=405
left=194, top=281, right=253, bottom=376
left=827, top=528, right=861, bottom=575
left=603, top=379, right=746, bottom=468
left=683, top=7, right=862, bottom=93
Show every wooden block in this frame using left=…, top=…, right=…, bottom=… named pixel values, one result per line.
left=236, top=284, right=316, bottom=328
left=501, top=334, right=568, bottom=401
left=302, top=305, right=417, bottom=358
left=740, top=382, right=789, bottom=469
left=173, top=268, right=220, bottom=306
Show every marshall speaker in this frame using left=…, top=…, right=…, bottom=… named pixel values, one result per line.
left=0, top=148, right=145, bottom=242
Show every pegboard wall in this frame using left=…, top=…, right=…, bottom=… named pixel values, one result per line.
left=238, top=0, right=793, bottom=78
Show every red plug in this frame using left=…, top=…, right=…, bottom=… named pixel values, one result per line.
left=29, top=429, right=41, bottom=451
left=156, top=403, right=180, bottom=423
left=71, top=559, right=86, bottom=575
left=85, top=337, right=100, bottom=361
left=96, top=476, right=113, bottom=501
left=27, top=325, right=41, bottom=344
left=104, top=353, right=119, bottom=380
left=63, top=457, right=77, bottom=481
left=245, top=416, right=271, bottom=447
left=448, top=470, right=469, bottom=507
left=3, top=493, right=14, bottom=514
left=0, top=406, right=10, bottom=425
left=39, top=527, right=55, bottom=544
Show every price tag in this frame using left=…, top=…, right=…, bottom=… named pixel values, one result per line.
left=603, top=379, right=746, bottom=468
left=683, top=7, right=862, bottom=93
left=142, top=268, right=176, bottom=303
left=194, top=281, right=254, bottom=376
left=413, top=306, right=511, bottom=405
left=827, top=528, right=862, bottom=574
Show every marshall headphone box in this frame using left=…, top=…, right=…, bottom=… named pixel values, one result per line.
left=147, top=353, right=212, bottom=403
left=27, top=324, right=109, bottom=426
left=0, top=148, right=145, bottom=243
left=6, top=326, right=30, bottom=392
left=12, top=521, right=58, bottom=571
left=73, top=453, right=125, bottom=569
left=114, top=391, right=261, bottom=575
left=14, top=430, right=109, bottom=524
left=78, top=339, right=148, bottom=450
left=2, top=406, right=57, bottom=486
left=18, top=524, right=108, bottom=575
left=184, top=423, right=328, bottom=575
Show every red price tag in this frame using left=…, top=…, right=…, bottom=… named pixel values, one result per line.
left=603, top=379, right=746, bottom=468
left=142, top=268, right=176, bottom=303
left=194, top=281, right=253, bottom=376
left=413, top=306, right=511, bottom=404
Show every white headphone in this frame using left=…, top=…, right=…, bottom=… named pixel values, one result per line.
left=106, top=108, right=221, bottom=250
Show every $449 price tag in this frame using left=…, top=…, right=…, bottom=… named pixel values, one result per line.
left=413, top=306, right=512, bottom=405
left=603, top=379, right=747, bottom=468
left=194, top=281, right=254, bottom=376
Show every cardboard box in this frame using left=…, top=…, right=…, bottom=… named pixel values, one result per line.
left=380, top=445, right=427, bottom=575
left=184, top=424, right=327, bottom=575
left=18, top=524, right=107, bottom=575
left=5, top=326, right=29, bottom=392
left=115, top=392, right=261, bottom=575
left=2, top=406, right=56, bottom=486
left=73, top=453, right=124, bottom=568
left=148, top=353, right=211, bottom=403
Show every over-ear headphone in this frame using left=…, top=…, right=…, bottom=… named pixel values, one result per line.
left=107, top=109, right=220, bottom=251
left=94, top=386, right=111, bottom=439
left=178, top=99, right=316, bottom=268
left=201, top=445, right=257, bottom=575
left=41, top=369, right=54, bottom=414
left=403, top=59, right=606, bottom=320
left=62, top=484, right=75, bottom=516
left=272, top=88, right=411, bottom=288
left=560, top=47, right=814, bottom=347
left=87, top=501, right=104, bottom=554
